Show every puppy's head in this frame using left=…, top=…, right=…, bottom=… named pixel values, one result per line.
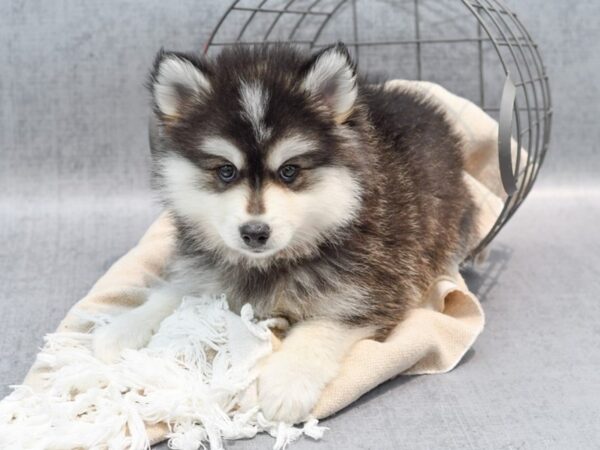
left=149, top=44, right=364, bottom=265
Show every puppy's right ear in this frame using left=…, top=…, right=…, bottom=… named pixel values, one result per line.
left=149, top=50, right=212, bottom=120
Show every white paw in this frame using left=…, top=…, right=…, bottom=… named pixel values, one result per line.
left=257, top=351, right=323, bottom=424
left=93, top=312, right=156, bottom=363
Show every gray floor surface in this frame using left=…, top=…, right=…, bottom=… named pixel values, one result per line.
left=1, top=0, right=599, bottom=449
left=2, top=183, right=599, bottom=449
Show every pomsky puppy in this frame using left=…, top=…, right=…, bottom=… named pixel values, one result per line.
left=93, top=43, right=478, bottom=423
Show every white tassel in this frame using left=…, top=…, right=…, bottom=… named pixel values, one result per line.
left=0, top=296, right=325, bottom=450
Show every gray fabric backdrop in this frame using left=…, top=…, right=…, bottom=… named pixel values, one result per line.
left=1, top=1, right=599, bottom=449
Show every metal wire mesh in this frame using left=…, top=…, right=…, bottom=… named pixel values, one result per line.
left=204, top=0, right=552, bottom=258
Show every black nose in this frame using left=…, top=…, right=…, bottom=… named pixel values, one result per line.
left=239, top=221, right=271, bottom=248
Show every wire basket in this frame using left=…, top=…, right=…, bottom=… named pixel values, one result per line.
left=203, top=0, right=552, bottom=258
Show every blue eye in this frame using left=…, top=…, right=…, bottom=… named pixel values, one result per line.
left=279, top=165, right=299, bottom=183
left=217, top=164, right=237, bottom=183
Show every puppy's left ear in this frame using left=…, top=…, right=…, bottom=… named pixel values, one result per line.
left=149, top=50, right=212, bottom=120
left=302, top=43, right=357, bottom=122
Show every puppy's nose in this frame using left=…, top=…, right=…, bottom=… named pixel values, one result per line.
left=239, top=221, right=271, bottom=248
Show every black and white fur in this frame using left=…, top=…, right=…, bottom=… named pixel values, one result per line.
left=93, top=43, right=478, bottom=424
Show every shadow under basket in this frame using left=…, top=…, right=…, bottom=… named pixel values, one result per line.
left=202, top=0, right=552, bottom=260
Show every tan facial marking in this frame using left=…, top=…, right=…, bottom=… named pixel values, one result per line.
left=246, top=180, right=266, bottom=215
left=246, top=191, right=265, bottom=215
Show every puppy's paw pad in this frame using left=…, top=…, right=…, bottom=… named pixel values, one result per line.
left=257, top=352, right=323, bottom=424
left=92, top=315, right=155, bottom=363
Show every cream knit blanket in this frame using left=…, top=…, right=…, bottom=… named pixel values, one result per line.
left=0, top=80, right=515, bottom=449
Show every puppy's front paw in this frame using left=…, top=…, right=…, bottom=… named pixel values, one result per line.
left=257, top=351, right=323, bottom=424
left=93, top=313, right=156, bottom=363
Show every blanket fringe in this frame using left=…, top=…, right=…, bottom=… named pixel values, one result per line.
left=0, top=296, right=325, bottom=450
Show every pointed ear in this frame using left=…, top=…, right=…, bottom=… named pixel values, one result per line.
left=302, top=43, right=357, bottom=122
left=149, top=50, right=212, bottom=119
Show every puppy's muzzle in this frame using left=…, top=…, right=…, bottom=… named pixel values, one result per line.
left=239, top=221, right=271, bottom=249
